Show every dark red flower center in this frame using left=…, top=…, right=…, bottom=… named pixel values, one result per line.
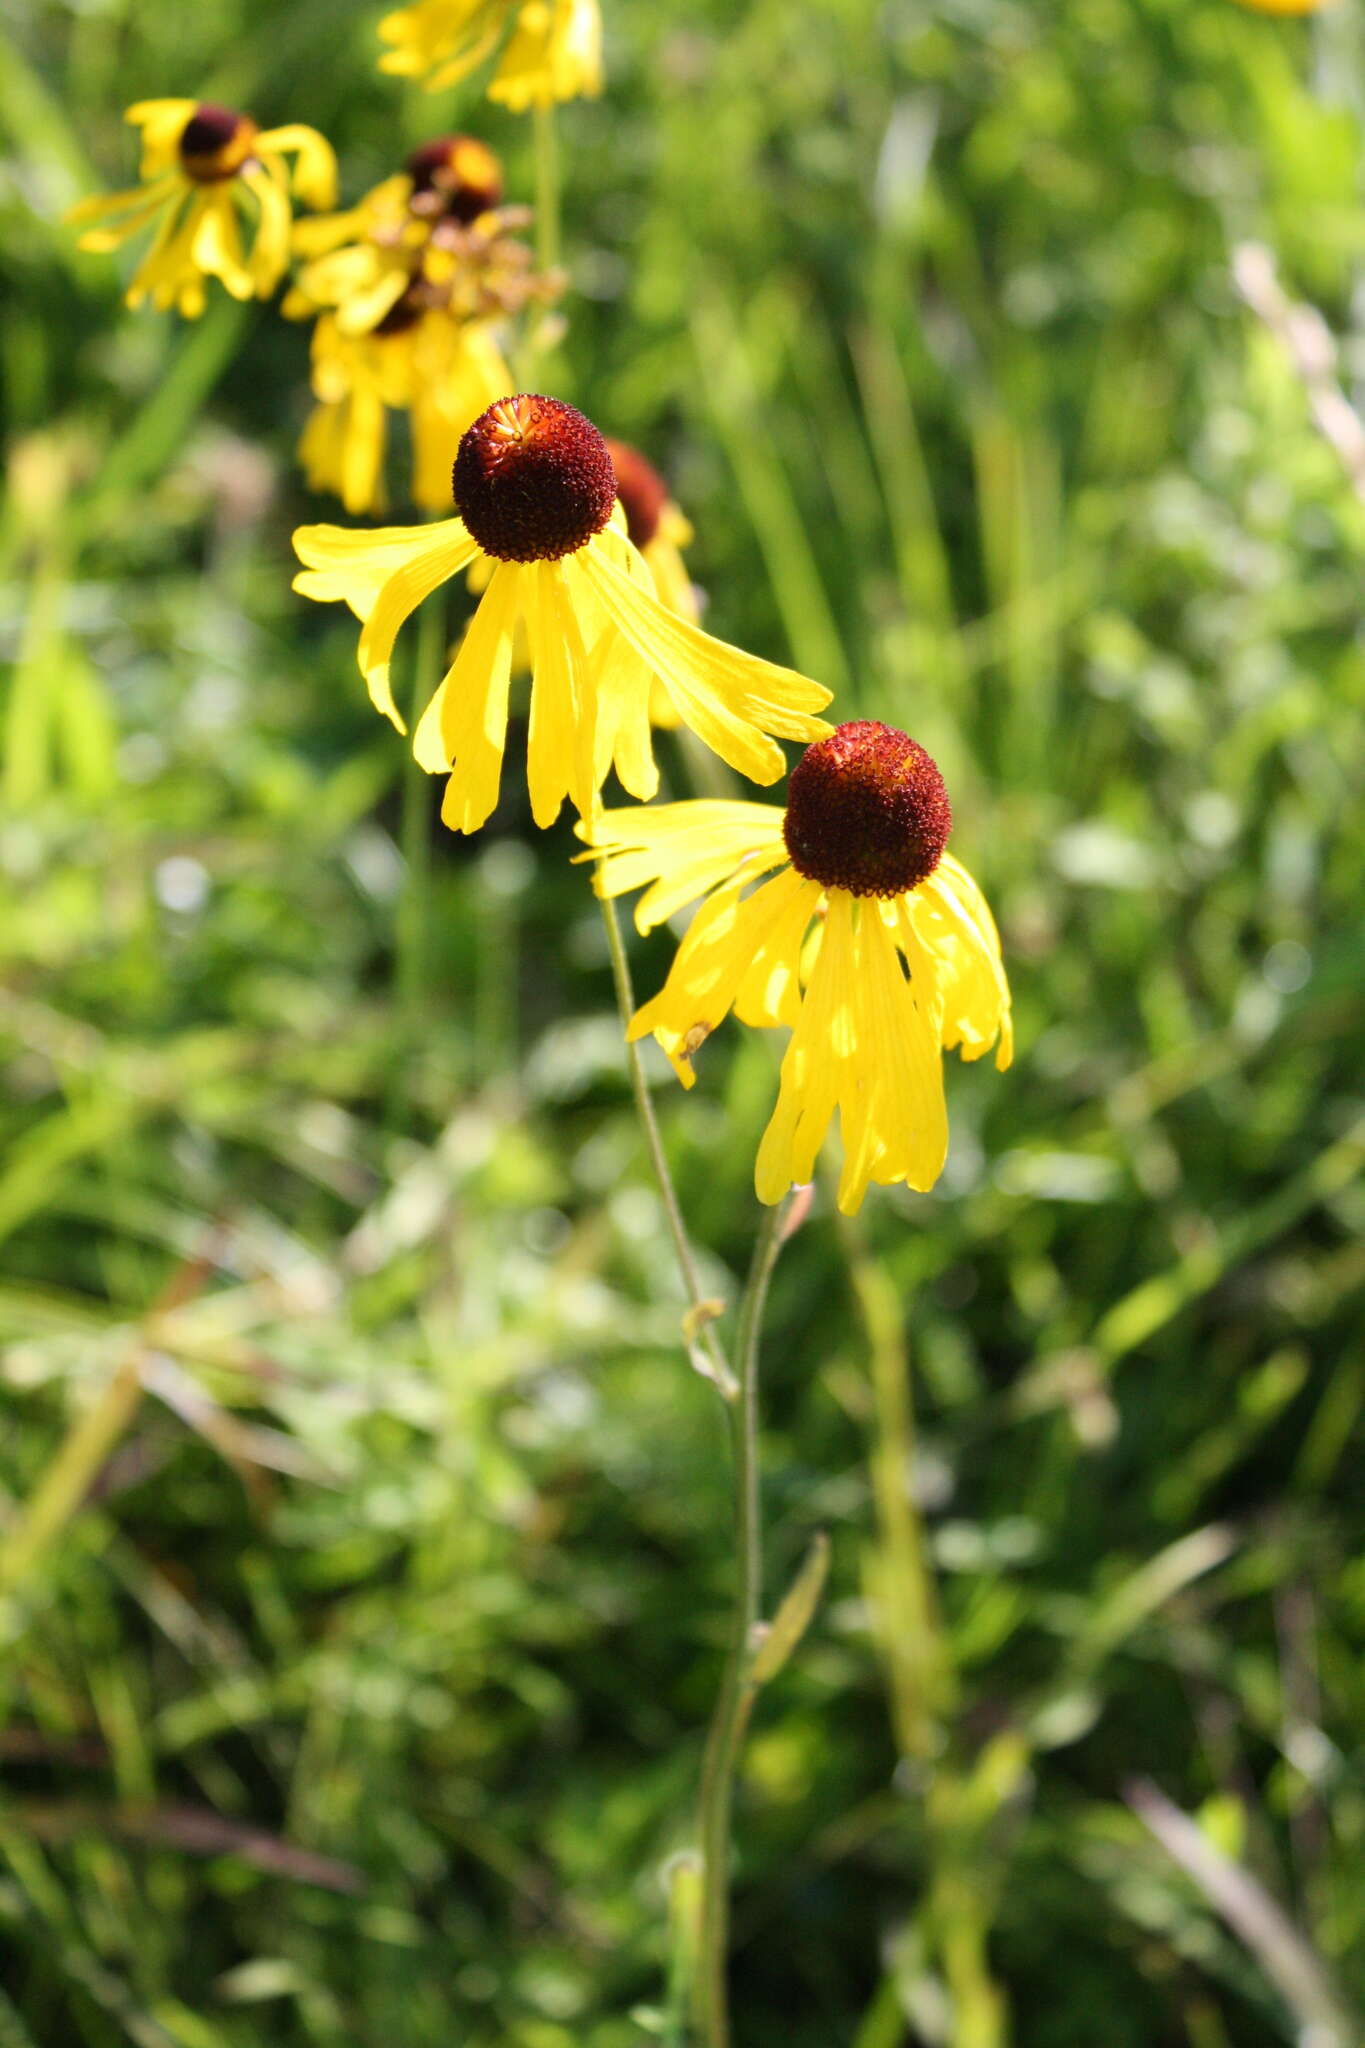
left=453, top=396, right=617, bottom=563
left=179, top=104, right=256, bottom=182
left=604, top=439, right=669, bottom=549
left=783, top=721, right=952, bottom=898
left=407, top=135, right=503, bottom=224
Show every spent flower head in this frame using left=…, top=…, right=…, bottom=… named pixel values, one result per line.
left=286, top=142, right=562, bottom=515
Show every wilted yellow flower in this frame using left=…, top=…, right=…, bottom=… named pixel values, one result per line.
left=582, top=722, right=1013, bottom=1213
left=292, top=394, right=832, bottom=833
left=287, top=139, right=560, bottom=514
left=67, top=99, right=336, bottom=318
left=377, top=0, right=602, bottom=107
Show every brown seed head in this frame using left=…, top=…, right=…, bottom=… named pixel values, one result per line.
left=604, top=439, right=670, bottom=549
left=453, top=395, right=616, bottom=563
left=407, top=135, right=503, bottom=223
left=783, top=721, right=952, bottom=898
left=179, top=103, right=257, bottom=182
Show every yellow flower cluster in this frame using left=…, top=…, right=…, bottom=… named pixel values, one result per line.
left=283, top=138, right=556, bottom=513
left=70, top=13, right=1011, bottom=1216
left=291, top=390, right=1013, bottom=1213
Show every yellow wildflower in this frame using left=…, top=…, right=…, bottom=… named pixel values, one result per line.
left=581, top=722, right=1013, bottom=1213
left=292, top=394, right=832, bottom=833
left=377, top=0, right=602, bottom=107
left=287, top=139, right=556, bottom=514
left=67, top=99, right=335, bottom=318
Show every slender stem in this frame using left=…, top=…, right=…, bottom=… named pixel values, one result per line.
left=533, top=101, right=561, bottom=275
left=390, top=585, right=446, bottom=1124
left=840, top=1212, right=951, bottom=1760
left=598, top=896, right=732, bottom=1390
left=696, top=1199, right=787, bottom=2048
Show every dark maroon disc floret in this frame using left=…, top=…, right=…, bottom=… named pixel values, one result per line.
left=783, top=721, right=952, bottom=897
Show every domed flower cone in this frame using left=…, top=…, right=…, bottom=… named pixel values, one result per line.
left=580, top=722, right=1013, bottom=1213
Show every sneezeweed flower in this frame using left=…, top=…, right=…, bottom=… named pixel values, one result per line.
left=581, top=721, right=1013, bottom=1214
left=67, top=100, right=336, bottom=318
left=377, top=0, right=603, bottom=107
left=292, top=393, right=832, bottom=832
left=286, top=140, right=556, bottom=514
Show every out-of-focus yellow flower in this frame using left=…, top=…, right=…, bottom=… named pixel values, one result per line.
left=1225, top=0, right=1337, bottom=13
left=299, top=312, right=511, bottom=515
left=377, top=0, right=602, bottom=107
left=67, top=99, right=336, bottom=318
left=581, top=722, right=1013, bottom=1213
left=292, top=394, right=831, bottom=833
left=287, top=139, right=555, bottom=514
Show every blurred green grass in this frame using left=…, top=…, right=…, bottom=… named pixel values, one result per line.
left=3, top=0, right=1365, bottom=2042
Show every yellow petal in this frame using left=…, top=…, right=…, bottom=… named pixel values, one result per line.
left=907, top=853, right=1013, bottom=1071
left=416, top=561, right=522, bottom=833
left=254, top=124, right=338, bottom=209
left=522, top=560, right=596, bottom=827
left=240, top=161, right=293, bottom=297
left=579, top=798, right=788, bottom=931
left=190, top=188, right=254, bottom=299
left=292, top=515, right=473, bottom=619
left=356, top=526, right=484, bottom=727
left=629, top=867, right=817, bottom=1085
left=578, top=537, right=831, bottom=785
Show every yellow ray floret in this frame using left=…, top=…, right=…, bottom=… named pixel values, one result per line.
left=580, top=791, right=1013, bottom=1214
left=377, top=0, right=602, bottom=105
left=67, top=99, right=336, bottom=318
left=290, top=514, right=831, bottom=833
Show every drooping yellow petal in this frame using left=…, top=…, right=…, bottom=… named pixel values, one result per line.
left=628, top=867, right=819, bottom=1084
left=292, top=515, right=473, bottom=619
left=411, top=561, right=521, bottom=834
left=66, top=174, right=180, bottom=242
left=190, top=188, right=254, bottom=300
left=522, top=559, right=596, bottom=827
left=577, top=537, right=832, bottom=788
left=754, top=894, right=949, bottom=1214
left=906, top=852, right=1014, bottom=1071
left=254, top=123, right=338, bottom=209
left=240, top=161, right=293, bottom=297
left=580, top=799, right=788, bottom=932
left=125, top=99, right=197, bottom=177
left=356, top=525, right=485, bottom=727
left=377, top=0, right=506, bottom=89
left=489, top=0, right=603, bottom=110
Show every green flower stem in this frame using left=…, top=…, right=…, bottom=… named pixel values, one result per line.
left=598, top=896, right=732, bottom=1392
left=533, top=101, right=561, bottom=275
left=696, top=1197, right=788, bottom=2048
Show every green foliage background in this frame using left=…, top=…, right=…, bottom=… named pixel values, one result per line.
left=3, top=0, right=1365, bottom=2042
